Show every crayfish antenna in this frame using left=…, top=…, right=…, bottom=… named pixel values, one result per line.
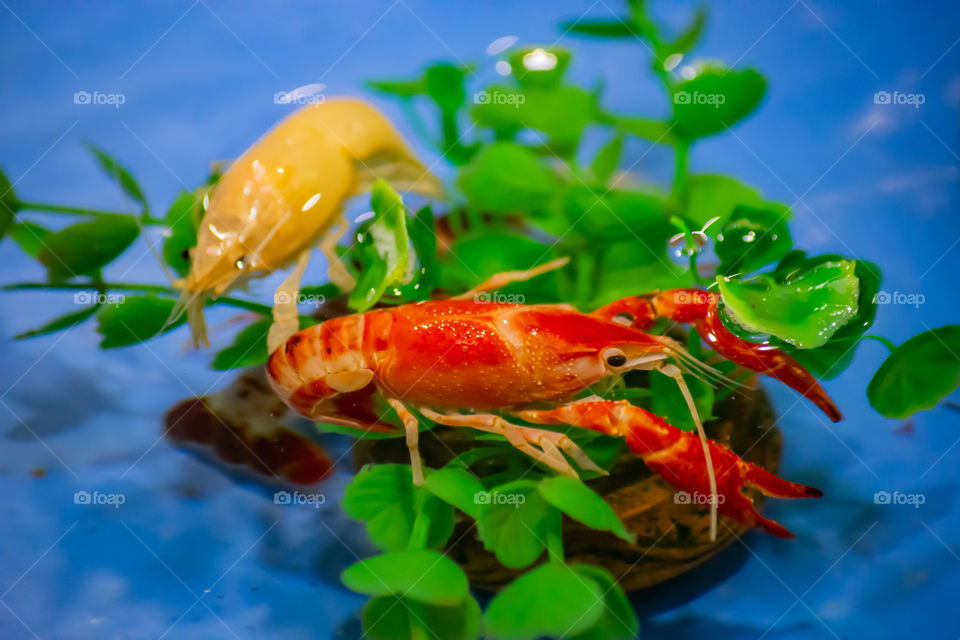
left=659, top=362, right=718, bottom=542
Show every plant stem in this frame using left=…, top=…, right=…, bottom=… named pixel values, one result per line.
left=17, top=200, right=165, bottom=225
left=575, top=251, right=596, bottom=305
left=863, top=334, right=897, bottom=353
left=672, top=140, right=689, bottom=203
left=407, top=502, right=433, bottom=550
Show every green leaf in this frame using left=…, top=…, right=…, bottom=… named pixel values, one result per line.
left=367, top=78, right=426, bottom=98
left=715, top=204, right=792, bottom=275
left=684, top=174, right=763, bottom=228
left=665, top=6, right=707, bottom=56
left=671, top=67, right=767, bottom=140
left=868, top=326, right=960, bottom=419
left=15, top=302, right=103, bottom=340
left=86, top=144, right=149, bottom=212
left=38, top=214, right=140, bottom=281
left=439, top=233, right=559, bottom=302
left=471, top=85, right=596, bottom=146
left=603, top=115, right=676, bottom=145
left=718, top=259, right=860, bottom=349
left=560, top=19, right=637, bottom=38
left=96, top=295, right=183, bottom=348
left=0, top=166, right=17, bottom=240
left=8, top=221, right=51, bottom=258
left=162, top=190, right=199, bottom=278
left=651, top=370, right=715, bottom=431
left=210, top=318, right=271, bottom=370
left=343, top=464, right=418, bottom=552
left=424, top=63, right=468, bottom=112
left=507, top=46, right=571, bottom=89
left=362, top=595, right=481, bottom=640
left=348, top=180, right=412, bottom=312
left=562, top=185, right=670, bottom=242
left=568, top=565, right=638, bottom=640
left=537, top=476, right=635, bottom=543
left=476, top=480, right=550, bottom=569
left=342, top=550, right=468, bottom=606
left=591, top=131, right=624, bottom=185
left=406, top=206, right=438, bottom=298
left=458, top=143, right=561, bottom=216
left=424, top=467, right=487, bottom=519
left=483, top=563, right=605, bottom=639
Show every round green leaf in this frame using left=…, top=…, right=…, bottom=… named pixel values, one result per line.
left=362, top=594, right=481, bottom=640
left=210, top=318, right=272, bottom=370
left=868, top=326, right=960, bottom=419
left=562, top=186, right=670, bottom=242
left=715, top=204, right=792, bottom=275
left=162, top=190, right=199, bottom=278
left=38, top=214, right=139, bottom=281
left=507, top=46, right=571, bottom=89
left=569, top=564, right=638, bottom=640
left=537, top=476, right=635, bottom=543
left=424, top=467, right=487, bottom=519
left=458, top=143, right=561, bottom=215
left=476, top=480, right=550, bottom=569
left=671, top=67, right=767, bottom=140
left=96, top=295, right=183, bottom=348
left=342, top=464, right=417, bottom=552
left=341, top=550, right=468, bottom=606
left=483, top=563, right=605, bottom=639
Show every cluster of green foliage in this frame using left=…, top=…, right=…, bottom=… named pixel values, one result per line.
left=1, top=1, right=959, bottom=638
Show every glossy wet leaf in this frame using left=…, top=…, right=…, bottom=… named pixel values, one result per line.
left=348, top=180, right=412, bottom=312
left=568, top=564, right=638, bottom=640
left=476, top=480, right=550, bottom=569
left=8, top=221, right=51, bottom=258
left=483, top=562, right=605, bottom=639
left=0, top=166, right=16, bottom=240
left=424, top=467, right=486, bottom=519
left=362, top=594, right=481, bottom=640
left=537, top=476, right=635, bottom=542
left=507, top=46, right=571, bottom=89
left=684, top=174, right=763, bottom=228
left=38, top=214, right=140, bottom=281
left=651, top=370, right=715, bottom=432
left=718, top=259, right=860, bottom=349
left=715, top=204, right=792, bottom=275
left=671, top=67, right=767, bottom=140
left=868, top=326, right=960, bottom=419
left=591, top=131, right=624, bottom=185
left=96, top=295, right=183, bottom=348
left=15, top=302, right=103, bottom=340
left=86, top=144, right=149, bottom=212
left=210, top=318, right=272, bottom=370
left=162, top=190, right=198, bottom=277
left=342, top=549, right=468, bottom=606
left=397, top=206, right=438, bottom=300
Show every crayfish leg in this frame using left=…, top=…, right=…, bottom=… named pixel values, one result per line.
left=388, top=399, right=425, bottom=486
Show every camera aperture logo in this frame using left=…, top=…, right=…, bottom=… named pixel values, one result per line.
left=873, top=490, right=924, bottom=508
left=74, top=490, right=125, bottom=508
left=274, top=83, right=326, bottom=106
left=873, top=290, right=924, bottom=308
left=474, top=490, right=526, bottom=507
left=474, top=291, right=524, bottom=304
left=674, top=90, right=726, bottom=108
left=73, top=91, right=125, bottom=108
left=274, top=490, right=326, bottom=508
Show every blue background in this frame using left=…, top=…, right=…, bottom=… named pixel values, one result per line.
left=1, top=1, right=958, bottom=638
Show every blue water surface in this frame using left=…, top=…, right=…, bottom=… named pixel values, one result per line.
left=1, top=1, right=958, bottom=638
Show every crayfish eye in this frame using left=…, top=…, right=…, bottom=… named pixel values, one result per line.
left=234, top=255, right=247, bottom=270
left=603, top=349, right=628, bottom=368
